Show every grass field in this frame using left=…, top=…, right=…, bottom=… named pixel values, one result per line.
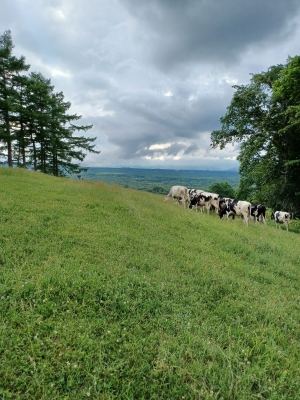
left=1, top=167, right=300, bottom=399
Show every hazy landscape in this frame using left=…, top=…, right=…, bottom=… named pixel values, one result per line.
left=1, top=167, right=300, bottom=399
left=77, top=167, right=240, bottom=195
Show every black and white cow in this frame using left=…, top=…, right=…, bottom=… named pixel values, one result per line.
left=271, top=211, right=290, bottom=231
left=219, top=199, right=251, bottom=226
left=164, top=186, right=189, bottom=208
left=204, top=191, right=220, bottom=213
left=188, top=189, right=220, bottom=213
left=188, top=189, right=200, bottom=210
left=188, top=190, right=211, bottom=213
left=219, top=197, right=234, bottom=211
left=188, top=189, right=203, bottom=210
left=250, top=203, right=267, bottom=224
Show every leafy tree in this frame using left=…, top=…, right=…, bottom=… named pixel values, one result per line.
left=208, top=182, right=236, bottom=198
left=0, top=30, right=30, bottom=166
left=211, top=56, right=300, bottom=213
left=151, top=186, right=166, bottom=194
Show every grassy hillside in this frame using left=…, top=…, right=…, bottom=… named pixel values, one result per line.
left=1, top=167, right=300, bottom=399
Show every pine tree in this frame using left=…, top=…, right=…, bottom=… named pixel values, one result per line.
left=25, top=72, right=54, bottom=171
left=0, top=30, right=30, bottom=166
left=25, top=73, right=99, bottom=176
left=46, top=90, right=99, bottom=176
left=0, top=31, right=100, bottom=174
left=12, top=74, right=32, bottom=168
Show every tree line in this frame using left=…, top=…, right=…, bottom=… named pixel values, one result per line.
left=0, top=30, right=100, bottom=176
left=211, top=56, right=300, bottom=215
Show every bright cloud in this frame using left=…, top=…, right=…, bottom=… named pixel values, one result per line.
left=148, top=143, right=172, bottom=150
left=54, top=10, right=65, bottom=20
left=51, top=69, right=72, bottom=78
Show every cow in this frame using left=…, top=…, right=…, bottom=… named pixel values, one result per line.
left=219, top=198, right=235, bottom=220
left=164, top=185, right=189, bottom=208
left=250, top=203, right=267, bottom=224
left=188, top=189, right=220, bottom=213
left=271, top=211, right=290, bottom=231
left=187, top=189, right=203, bottom=210
left=188, top=190, right=211, bottom=213
left=187, top=189, right=203, bottom=211
left=219, top=199, right=251, bottom=226
left=219, top=197, right=233, bottom=211
left=204, top=191, right=220, bottom=213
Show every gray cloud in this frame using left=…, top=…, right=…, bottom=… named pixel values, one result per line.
left=122, top=0, right=299, bottom=70
left=184, top=144, right=199, bottom=155
left=1, top=0, right=300, bottom=170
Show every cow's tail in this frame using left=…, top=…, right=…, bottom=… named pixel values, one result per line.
left=262, top=207, right=267, bottom=223
left=248, top=203, right=251, bottom=224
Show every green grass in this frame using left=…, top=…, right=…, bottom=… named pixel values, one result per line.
left=1, top=167, right=300, bottom=399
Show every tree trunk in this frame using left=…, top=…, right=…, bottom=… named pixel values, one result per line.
left=4, top=100, right=13, bottom=167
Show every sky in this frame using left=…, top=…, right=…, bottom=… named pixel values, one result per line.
left=1, top=0, right=300, bottom=170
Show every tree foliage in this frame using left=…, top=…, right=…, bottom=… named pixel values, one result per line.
left=208, top=182, right=236, bottom=198
left=0, top=30, right=100, bottom=175
left=211, top=56, right=300, bottom=213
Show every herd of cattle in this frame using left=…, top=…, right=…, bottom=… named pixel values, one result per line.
left=164, top=185, right=291, bottom=231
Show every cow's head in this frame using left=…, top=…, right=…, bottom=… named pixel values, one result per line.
left=218, top=207, right=227, bottom=219
left=219, top=198, right=226, bottom=209
left=189, top=195, right=199, bottom=208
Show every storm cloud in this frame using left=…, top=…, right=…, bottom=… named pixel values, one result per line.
left=1, top=0, right=300, bottom=170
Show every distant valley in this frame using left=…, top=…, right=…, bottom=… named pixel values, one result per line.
left=77, top=167, right=240, bottom=194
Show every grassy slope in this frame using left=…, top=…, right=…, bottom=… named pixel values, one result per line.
left=1, top=167, right=300, bottom=400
